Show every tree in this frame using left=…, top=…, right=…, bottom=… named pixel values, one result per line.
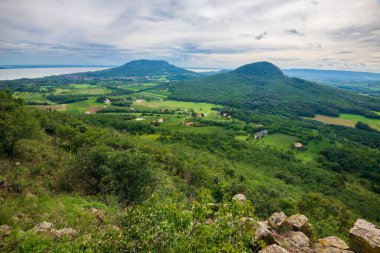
left=0, top=90, right=39, bottom=156
left=355, top=121, right=374, bottom=132
left=109, top=150, right=157, bottom=203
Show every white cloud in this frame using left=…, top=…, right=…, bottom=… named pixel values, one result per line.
left=0, top=0, right=379, bottom=71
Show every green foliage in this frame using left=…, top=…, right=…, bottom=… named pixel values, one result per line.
left=355, top=121, right=375, bottom=131
left=298, top=193, right=354, bottom=240
left=170, top=62, right=380, bottom=117
left=0, top=90, right=39, bottom=156
left=91, top=189, right=256, bottom=252
left=109, top=150, right=157, bottom=203
left=46, top=94, right=88, bottom=104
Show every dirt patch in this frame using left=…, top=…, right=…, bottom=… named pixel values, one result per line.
left=36, top=104, right=68, bottom=111
left=311, top=114, right=356, bottom=128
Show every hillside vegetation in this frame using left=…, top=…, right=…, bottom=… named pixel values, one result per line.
left=170, top=62, right=380, bottom=118
left=1, top=60, right=380, bottom=252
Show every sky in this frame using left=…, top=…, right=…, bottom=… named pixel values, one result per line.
left=0, top=0, right=380, bottom=72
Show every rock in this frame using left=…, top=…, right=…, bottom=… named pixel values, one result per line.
left=232, top=194, right=247, bottom=203
left=313, top=236, right=354, bottom=253
left=90, top=208, right=105, bottom=222
left=268, top=212, right=291, bottom=231
left=287, top=214, right=313, bottom=239
left=254, top=221, right=278, bottom=245
left=319, top=236, right=349, bottom=250
left=54, top=228, right=77, bottom=240
left=32, top=221, right=55, bottom=235
left=349, top=219, right=380, bottom=253
left=280, top=231, right=312, bottom=253
left=259, top=244, right=289, bottom=253
left=0, top=225, right=12, bottom=237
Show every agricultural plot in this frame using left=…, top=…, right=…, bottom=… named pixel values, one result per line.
left=132, top=100, right=221, bottom=115
left=339, top=113, right=380, bottom=131
left=309, top=113, right=380, bottom=131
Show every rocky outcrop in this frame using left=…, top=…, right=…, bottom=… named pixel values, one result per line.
left=0, top=225, right=12, bottom=237
left=314, top=236, right=353, bottom=253
left=287, top=214, right=313, bottom=239
left=253, top=212, right=380, bottom=253
left=259, top=244, right=289, bottom=253
left=32, top=221, right=55, bottom=236
left=31, top=222, right=77, bottom=240
left=349, top=219, right=380, bottom=253
left=54, top=228, right=78, bottom=240
left=90, top=208, right=105, bottom=222
left=255, top=221, right=278, bottom=245
left=232, top=193, right=247, bottom=203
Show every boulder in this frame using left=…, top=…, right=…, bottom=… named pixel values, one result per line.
left=90, top=208, right=105, bottom=222
left=0, top=225, right=12, bottom=237
left=54, top=228, right=77, bottom=240
left=313, top=236, right=354, bottom=253
left=349, top=219, right=380, bottom=253
left=254, top=221, right=278, bottom=245
left=259, top=244, right=289, bottom=253
left=268, top=212, right=291, bottom=231
left=280, top=231, right=312, bottom=253
left=287, top=214, right=313, bottom=239
left=232, top=194, right=247, bottom=203
left=32, top=221, right=55, bottom=236
left=318, top=236, right=349, bottom=250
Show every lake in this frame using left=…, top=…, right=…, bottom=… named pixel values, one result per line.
left=0, top=67, right=109, bottom=80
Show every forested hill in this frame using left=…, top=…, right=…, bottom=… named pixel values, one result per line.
left=169, top=61, right=380, bottom=118
left=73, top=59, right=201, bottom=80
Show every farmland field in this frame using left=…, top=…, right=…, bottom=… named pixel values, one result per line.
left=309, top=114, right=356, bottom=128
left=308, top=113, right=380, bottom=131
left=339, top=113, right=380, bottom=131
left=132, top=100, right=222, bottom=114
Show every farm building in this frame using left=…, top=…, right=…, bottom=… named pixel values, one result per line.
left=156, top=118, right=164, bottom=123
left=294, top=142, right=303, bottom=149
left=135, top=99, right=145, bottom=103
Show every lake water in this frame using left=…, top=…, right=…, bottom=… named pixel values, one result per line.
left=0, top=67, right=109, bottom=80
left=0, top=66, right=225, bottom=80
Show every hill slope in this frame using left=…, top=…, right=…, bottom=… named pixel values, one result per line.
left=169, top=62, right=380, bottom=117
left=74, top=59, right=201, bottom=80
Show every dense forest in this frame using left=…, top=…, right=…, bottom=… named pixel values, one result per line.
left=170, top=62, right=380, bottom=118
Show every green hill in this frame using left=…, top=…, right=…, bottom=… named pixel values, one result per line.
left=169, top=62, right=380, bottom=117
left=76, top=59, right=201, bottom=80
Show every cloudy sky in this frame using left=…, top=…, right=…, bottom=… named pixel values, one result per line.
left=0, top=0, right=380, bottom=71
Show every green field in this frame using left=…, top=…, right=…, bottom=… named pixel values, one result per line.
left=340, top=113, right=380, bottom=131
left=132, top=100, right=221, bottom=114
left=309, top=113, right=380, bottom=131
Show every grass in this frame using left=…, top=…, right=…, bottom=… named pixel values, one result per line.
left=311, top=114, right=356, bottom=128
left=18, top=93, right=55, bottom=104
left=339, top=113, right=380, bottom=131
left=66, top=97, right=105, bottom=113
left=257, top=133, right=298, bottom=151
left=132, top=100, right=221, bottom=115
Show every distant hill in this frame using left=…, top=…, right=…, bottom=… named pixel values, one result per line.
left=74, top=59, right=201, bottom=80
left=169, top=62, right=380, bottom=117
left=283, top=69, right=380, bottom=81
left=283, top=69, right=380, bottom=97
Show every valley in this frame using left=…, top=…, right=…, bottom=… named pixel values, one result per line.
left=1, top=60, right=380, bottom=252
